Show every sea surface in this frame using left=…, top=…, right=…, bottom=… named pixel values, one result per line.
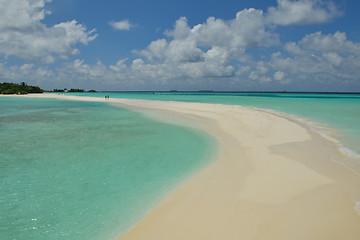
left=2, top=92, right=360, bottom=239
left=67, top=92, right=360, bottom=159
left=0, top=96, right=214, bottom=240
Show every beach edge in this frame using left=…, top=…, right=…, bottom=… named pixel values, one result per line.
left=16, top=94, right=360, bottom=240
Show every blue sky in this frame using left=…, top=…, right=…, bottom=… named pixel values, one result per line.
left=0, top=0, right=360, bottom=91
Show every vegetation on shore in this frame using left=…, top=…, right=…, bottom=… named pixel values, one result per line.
left=51, top=88, right=96, bottom=92
left=0, top=82, right=97, bottom=94
left=0, top=82, right=43, bottom=94
left=0, top=81, right=99, bottom=96
left=52, top=88, right=84, bottom=92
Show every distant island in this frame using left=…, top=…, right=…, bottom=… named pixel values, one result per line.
left=0, top=82, right=43, bottom=94
left=51, top=88, right=96, bottom=93
left=0, top=82, right=98, bottom=94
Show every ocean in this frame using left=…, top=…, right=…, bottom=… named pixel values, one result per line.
left=0, top=96, right=214, bottom=240
left=67, top=91, right=360, bottom=157
left=1, top=92, right=360, bottom=239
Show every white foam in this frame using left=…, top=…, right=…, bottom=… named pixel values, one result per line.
left=355, top=201, right=360, bottom=216
left=253, top=107, right=360, bottom=168
left=307, top=122, right=360, bottom=160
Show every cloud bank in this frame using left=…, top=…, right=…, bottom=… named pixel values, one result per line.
left=1, top=0, right=359, bottom=91
left=0, top=0, right=97, bottom=63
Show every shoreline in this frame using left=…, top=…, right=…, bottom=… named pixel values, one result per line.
left=11, top=94, right=360, bottom=239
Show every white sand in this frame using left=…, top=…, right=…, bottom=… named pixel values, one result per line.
left=15, top=94, right=360, bottom=239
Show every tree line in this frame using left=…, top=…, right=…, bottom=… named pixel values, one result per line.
left=51, top=89, right=96, bottom=92
left=0, top=82, right=43, bottom=94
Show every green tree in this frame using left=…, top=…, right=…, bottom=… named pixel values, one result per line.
left=0, top=82, right=43, bottom=94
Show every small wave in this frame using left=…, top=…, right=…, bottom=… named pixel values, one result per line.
left=310, top=124, right=360, bottom=160
left=253, top=107, right=360, bottom=164
left=338, top=144, right=360, bottom=160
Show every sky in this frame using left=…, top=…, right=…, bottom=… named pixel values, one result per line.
left=0, top=0, right=360, bottom=91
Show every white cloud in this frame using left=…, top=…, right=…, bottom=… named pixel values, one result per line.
left=142, top=9, right=279, bottom=62
left=269, top=31, right=360, bottom=84
left=299, top=31, right=360, bottom=55
left=165, top=17, right=191, bottom=39
left=0, top=61, right=54, bottom=86
left=138, top=39, right=168, bottom=61
left=0, top=0, right=50, bottom=29
left=267, top=0, right=341, bottom=25
left=0, top=0, right=97, bottom=63
left=274, top=71, right=285, bottom=81
left=1, top=1, right=359, bottom=91
left=256, top=61, right=269, bottom=74
left=109, top=58, right=128, bottom=72
left=136, top=10, right=278, bottom=81
left=46, top=8, right=357, bottom=90
left=284, top=42, right=305, bottom=56
left=193, top=8, right=279, bottom=49
left=249, top=71, right=259, bottom=80
left=109, top=20, right=135, bottom=31
left=168, top=39, right=204, bottom=63
left=236, top=65, right=251, bottom=75
left=260, top=76, right=272, bottom=83
left=68, top=59, right=107, bottom=78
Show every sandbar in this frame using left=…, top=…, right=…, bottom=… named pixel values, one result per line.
left=14, top=94, right=360, bottom=239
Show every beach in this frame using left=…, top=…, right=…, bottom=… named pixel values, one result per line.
left=15, top=94, right=360, bottom=239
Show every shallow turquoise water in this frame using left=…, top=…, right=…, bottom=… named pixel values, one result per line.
left=0, top=97, right=214, bottom=240
left=66, top=92, right=360, bottom=155
left=6, top=92, right=358, bottom=239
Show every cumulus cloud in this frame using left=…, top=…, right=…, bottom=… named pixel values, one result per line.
left=267, top=0, right=341, bottom=25
left=0, top=61, right=54, bottom=86
left=130, top=1, right=342, bottom=85
left=0, top=0, right=97, bottom=63
left=274, top=71, right=285, bottom=81
left=135, top=0, right=343, bottom=83
left=135, top=9, right=278, bottom=81
left=269, top=31, right=360, bottom=84
left=299, top=31, right=360, bottom=55
left=109, top=20, right=135, bottom=31
left=1, top=0, right=358, bottom=91
left=273, top=71, right=291, bottom=84
left=167, top=9, right=279, bottom=49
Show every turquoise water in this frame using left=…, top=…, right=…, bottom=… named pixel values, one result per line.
left=4, top=92, right=359, bottom=239
left=0, top=97, right=214, bottom=240
left=65, top=92, right=360, bottom=156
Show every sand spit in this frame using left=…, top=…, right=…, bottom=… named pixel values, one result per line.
left=18, top=94, right=360, bottom=239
